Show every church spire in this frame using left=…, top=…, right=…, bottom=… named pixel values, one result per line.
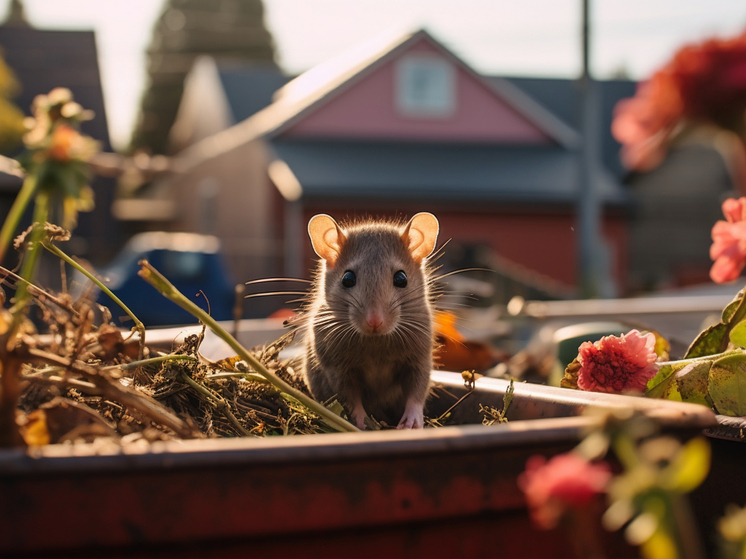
left=3, top=0, right=31, bottom=28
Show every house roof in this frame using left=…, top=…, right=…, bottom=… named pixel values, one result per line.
left=175, top=29, right=636, bottom=208
left=0, top=26, right=111, bottom=150
left=503, top=77, right=636, bottom=178
left=263, top=29, right=578, bottom=146
left=217, top=61, right=290, bottom=124
left=180, top=29, right=583, bottom=166
left=0, top=24, right=119, bottom=259
left=210, top=63, right=636, bottom=180
left=269, top=139, right=631, bottom=205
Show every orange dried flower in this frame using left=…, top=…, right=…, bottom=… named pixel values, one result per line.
left=48, top=124, right=78, bottom=162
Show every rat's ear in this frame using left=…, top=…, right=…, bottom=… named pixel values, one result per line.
left=308, top=214, right=346, bottom=266
left=401, top=212, right=439, bottom=263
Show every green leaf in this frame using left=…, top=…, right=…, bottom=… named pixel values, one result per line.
left=686, top=289, right=746, bottom=359
left=674, top=361, right=713, bottom=407
left=662, top=437, right=711, bottom=493
left=686, top=323, right=729, bottom=359
left=723, top=291, right=745, bottom=323
left=709, top=353, right=746, bottom=416
left=731, top=320, right=746, bottom=348
left=646, top=363, right=687, bottom=400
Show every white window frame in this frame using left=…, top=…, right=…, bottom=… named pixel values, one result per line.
left=395, top=54, right=456, bottom=118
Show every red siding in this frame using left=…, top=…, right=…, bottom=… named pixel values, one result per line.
left=283, top=40, right=553, bottom=144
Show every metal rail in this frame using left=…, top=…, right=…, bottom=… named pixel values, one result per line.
left=516, top=295, right=733, bottom=318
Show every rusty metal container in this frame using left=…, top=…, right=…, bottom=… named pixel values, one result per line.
left=0, top=371, right=717, bottom=558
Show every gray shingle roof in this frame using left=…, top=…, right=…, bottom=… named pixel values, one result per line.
left=0, top=26, right=111, bottom=150
left=217, top=62, right=290, bottom=123
left=270, top=139, right=632, bottom=205
left=193, top=30, right=639, bottom=208
left=502, top=77, right=637, bottom=178
left=212, top=66, right=636, bottom=184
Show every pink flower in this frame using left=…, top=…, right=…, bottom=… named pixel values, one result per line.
left=612, top=69, right=683, bottom=171
left=577, top=330, right=658, bottom=394
left=710, top=197, right=746, bottom=283
left=518, top=453, right=611, bottom=529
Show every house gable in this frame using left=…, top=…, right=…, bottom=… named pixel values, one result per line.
left=278, top=33, right=566, bottom=144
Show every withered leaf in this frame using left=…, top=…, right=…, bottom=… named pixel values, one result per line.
left=686, top=288, right=746, bottom=359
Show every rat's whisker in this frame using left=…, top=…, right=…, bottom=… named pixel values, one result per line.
left=245, top=277, right=312, bottom=285
left=244, top=291, right=307, bottom=299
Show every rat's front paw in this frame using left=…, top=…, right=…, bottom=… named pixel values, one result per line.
left=351, top=406, right=368, bottom=430
left=397, top=406, right=424, bottom=429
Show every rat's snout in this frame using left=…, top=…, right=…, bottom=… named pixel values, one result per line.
left=365, top=312, right=384, bottom=332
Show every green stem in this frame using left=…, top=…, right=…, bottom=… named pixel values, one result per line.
left=10, top=194, right=48, bottom=324
left=0, top=174, right=35, bottom=264
left=138, top=260, right=359, bottom=433
left=102, top=353, right=197, bottom=372
left=43, top=240, right=145, bottom=358
left=669, top=493, right=705, bottom=559
left=657, top=348, right=741, bottom=368
left=206, top=372, right=269, bottom=383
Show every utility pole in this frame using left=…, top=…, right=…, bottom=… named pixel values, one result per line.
left=577, top=0, right=614, bottom=298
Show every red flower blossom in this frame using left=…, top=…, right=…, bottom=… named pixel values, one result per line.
left=672, top=34, right=746, bottom=130
left=612, top=69, right=683, bottom=171
left=518, top=452, right=611, bottom=529
left=710, top=197, right=746, bottom=283
left=577, top=330, right=658, bottom=394
left=613, top=31, right=746, bottom=171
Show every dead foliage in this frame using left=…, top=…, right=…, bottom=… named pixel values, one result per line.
left=2, top=263, right=492, bottom=447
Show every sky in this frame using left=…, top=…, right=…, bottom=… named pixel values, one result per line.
left=0, top=0, right=744, bottom=151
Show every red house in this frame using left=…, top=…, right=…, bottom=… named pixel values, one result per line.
left=118, top=30, right=631, bottom=299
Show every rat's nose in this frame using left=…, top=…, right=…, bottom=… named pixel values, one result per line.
left=366, top=313, right=383, bottom=331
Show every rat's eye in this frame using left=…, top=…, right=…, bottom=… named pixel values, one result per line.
left=393, top=270, right=408, bottom=288
left=341, top=270, right=356, bottom=288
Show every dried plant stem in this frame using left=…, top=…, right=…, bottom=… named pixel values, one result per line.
left=0, top=265, right=80, bottom=318
left=178, top=371, right=252, bottom=437
left=0, top=175, right=35, bottom=264
left=42, top=240, right=145, bottom=358
left=20, top=345, right=198, bottom=438
left=0, top=195, right=48, bottom=447
left=434, top=387, right=474, bottom=424
left=24, top=374, right=101, bottom=395
left=102, top=354, right=197, bottom=372
left=138, top=260, right=359, bottom=433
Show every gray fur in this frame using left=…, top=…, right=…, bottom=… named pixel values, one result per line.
left=302, top=218, right=435, bottom=427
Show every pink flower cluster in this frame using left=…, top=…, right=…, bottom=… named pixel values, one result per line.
left=577, top=330, right=658, bottom=394
left=710, top=197, right=746, bottom=283
left=518, top=452, right=611, bottom=529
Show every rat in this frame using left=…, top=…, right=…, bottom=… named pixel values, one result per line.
left=301, top=212, right=440, bottom=430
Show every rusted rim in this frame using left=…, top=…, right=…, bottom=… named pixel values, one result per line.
left=0, top=372, right=717, bottom=476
